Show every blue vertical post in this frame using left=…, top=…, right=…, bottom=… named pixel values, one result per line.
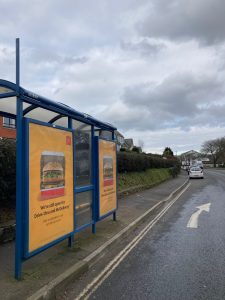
left=92, top=126, right=96, bottom=234
left=15, top=38, right=23, bottom=279
left=112, top=130, right=117, bottom=222
left=68, top=117, right=74, bottom=247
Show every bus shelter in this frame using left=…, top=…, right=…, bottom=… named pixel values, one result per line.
left=0, top=39, right=117, bottom=279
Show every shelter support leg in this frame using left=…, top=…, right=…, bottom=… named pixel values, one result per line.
left=113, top=212, right=116, bottom=221
left=15, top=252, right=22, bottom=280
left=68, top=235, right=74, bottom=248
left=92, top=223, right=96, bottom=234
left=15, top=38, right=23, bottom=279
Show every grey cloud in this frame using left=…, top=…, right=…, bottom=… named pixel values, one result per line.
left=0, top=0, right=145, bottom=54
left=26, top=48, right=88, bottom=65
left=196, top=104, right=225, bottom=127
left=137, top=0, right=225, bottom=44
left=63, top=56, right=88, bottom=64
left=128, top=126, right=225, bottom=154
left=124, top=73, right=223, bottom=115
left=0, top=46, right=14, bottom=64
left=101, top=72, right=225, bottom=131
left=138, top=139, right=144, bottom=148
left=120, top=38, right=166, bottom=56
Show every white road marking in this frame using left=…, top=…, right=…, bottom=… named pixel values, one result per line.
left=187, top=203, right=211, bottom=229
left=74, top=183, right=191, bottom=300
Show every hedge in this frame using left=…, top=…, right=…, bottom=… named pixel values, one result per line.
left=118, top=151, right=180, bottom=174
left=0, top=138, right=16, bottom=209
left=0, top=138, right=180, bottom=209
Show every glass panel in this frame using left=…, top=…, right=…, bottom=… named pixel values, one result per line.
left=99, top=130, right=112, bottom=140
left=0, top=87, right=13, bottom=94
left=94, top=127, right=100, bottom=137
left=0, top=98, right=29, bottom=117
left=25, top=107, right=58, bottom=123
left=0, top=97, right=17, bottom=115
left=53, top=116, right=68, bottom=128
left=23, top=102, right=31, bottom=110
left=76, top=191, right=92, bottom=228
left=73, top=120, right=92, bottom=187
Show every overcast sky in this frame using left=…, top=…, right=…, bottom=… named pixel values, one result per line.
left=1, top=0, right=225, bottom=154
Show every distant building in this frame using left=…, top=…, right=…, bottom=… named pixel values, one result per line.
left=0, top=116, right=16, bottom=139
left=115, top=133, right=142, bottom=152
left=180, top=150, right=200, bottom=163
left=180, top=150, right=200, bottom=158
left=124, top=138, right=134, bottom=151
left=179, top=150, right=209, bottom=168
left=115, top=131, right=125, bottom=151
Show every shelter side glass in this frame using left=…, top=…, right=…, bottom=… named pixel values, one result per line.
left=0, top=97, right=17, bottom=115
left=53, top=116, right=68, bottom=128
left=94, top=127, right=100, bottom=137
left=73, top=120, right=92, bottom=187
left=25, top=107, right=58, bottom=123
left=99, top=130, right=112, bottom=140
left=75, top=191, right=92, bottom=228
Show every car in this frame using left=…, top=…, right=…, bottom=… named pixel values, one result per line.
left=189, top=166, right=204, bottom=179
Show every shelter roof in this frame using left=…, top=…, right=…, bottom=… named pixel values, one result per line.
left=0, top=79, right=116, bottom=131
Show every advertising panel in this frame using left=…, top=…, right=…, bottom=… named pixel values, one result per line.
left=99, top=139, right=117, bottom=217
left=28, top=122, right=74, bottom=253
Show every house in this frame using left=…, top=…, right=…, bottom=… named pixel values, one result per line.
left=0, top=116, right=16, bottom=139
left=114, top=131, right=125, bottom=151
left=180, top=150, right=201, bottom=164
left=115, top=133, right=142, bottom=152
left=124, top=138, right=134, bottom=151
left=179, top=150, right=210, bottom=168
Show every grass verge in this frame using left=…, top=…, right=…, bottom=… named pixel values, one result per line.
left=118, top=168, right=172, bottom=196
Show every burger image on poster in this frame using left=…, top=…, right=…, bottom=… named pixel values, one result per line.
left=40, top=151, right=65, bottom=200
left=103, top=156, right=113, bottom=187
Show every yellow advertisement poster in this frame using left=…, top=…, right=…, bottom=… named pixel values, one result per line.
left=28, top=123, right=74, bottom=253
left=99, top=139, right=117, bottom=217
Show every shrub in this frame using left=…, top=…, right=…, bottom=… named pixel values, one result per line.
left=168, top=165, right=181, bottom=178
left=0, top=138, right=16, bottom=208
left=118, top=151, right=180, bottom=173
left=132, top=146, right=141, bottom=153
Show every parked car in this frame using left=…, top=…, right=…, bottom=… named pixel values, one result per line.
left=189, top=166, right=204, bottom=179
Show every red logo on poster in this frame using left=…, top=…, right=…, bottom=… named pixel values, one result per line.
left=66, top=136, right=71, bottom=145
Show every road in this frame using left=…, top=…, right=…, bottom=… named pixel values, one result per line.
left=62, top=169, right=225, bottom=300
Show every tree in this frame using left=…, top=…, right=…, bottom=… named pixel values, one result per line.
left=163, top=147, right=174, bottom=158
left=132, top=146, right=141, bottom=153
left=201, top=138, right=225, bottom=167
left=0, top=138, right=16, bottom=209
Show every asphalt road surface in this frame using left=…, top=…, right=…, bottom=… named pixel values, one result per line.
left=64, top=169, right=225, bottom=300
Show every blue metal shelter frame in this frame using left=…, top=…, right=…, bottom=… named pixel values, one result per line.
left=0, top=39, right=117, bottom=279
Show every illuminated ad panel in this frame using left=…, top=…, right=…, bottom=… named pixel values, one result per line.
left=99, top=139, right=117, bottom=217
left=28, top=122, right=74, bottom=253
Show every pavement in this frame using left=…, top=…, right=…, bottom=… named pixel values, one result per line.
left=0, top=171, right=188, bottom=300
